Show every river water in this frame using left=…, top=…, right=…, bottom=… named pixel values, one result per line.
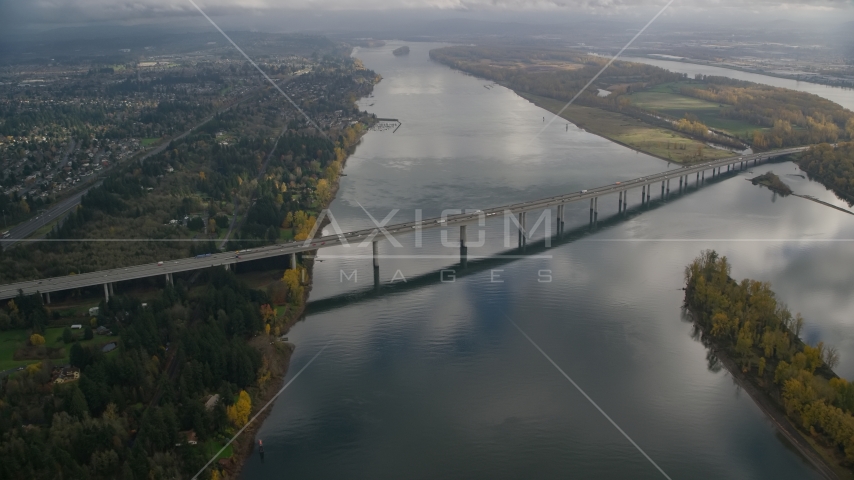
left=241, top=42, right=854, bottom=479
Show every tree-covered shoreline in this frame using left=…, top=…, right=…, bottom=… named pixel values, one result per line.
left=685, top=250, right=854, bottom=477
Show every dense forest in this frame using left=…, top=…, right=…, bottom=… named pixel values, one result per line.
left=685, top=251, right=854, bottom=472
left=0, top=270, right=294, bottom=479
left=797, top=142, right=854, bottom=203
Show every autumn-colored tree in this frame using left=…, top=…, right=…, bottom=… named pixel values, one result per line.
left=227, top=390, right=252, bottom=427
left=260, top=304, right=275, bottom=324
left=282, top=269, right=304, bottom=305
left=30, top=333, right=45, bottom=346
left=19, top=199, right=30, bottom=214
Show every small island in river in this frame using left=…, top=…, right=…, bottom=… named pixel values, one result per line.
left=392, top=46, right=410, bottom=56
left=749, top=171, right=793, bottom=195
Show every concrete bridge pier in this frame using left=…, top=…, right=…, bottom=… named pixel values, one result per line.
left=108, top=283, right=114, bottom=297
left=104, top=283, right=110, bottom=303
left=641, top=185, right=646, bottom=204
left=618, top=191, right=623, bottom=212
left=666, top=179, right=670, bottom=199
left=702, top=170, right=705, bottom=183
left=646, top=185, right=651, bottom=203
left=589, top=198, right=594, bottom=223
left=373, top=241, right=380, bottom=288
left=460, top=224, right=468, bottom=268
left=679, top=176, right=683, bottom=191
left=290, top=253, right=297, bottom=270
left=660, top=181, right=665, bottom=198
left=521, top=212, right=527, bottom=248
left=43, top=292, right=50, bottom=305
left=165, top=272, right=173, bottom=286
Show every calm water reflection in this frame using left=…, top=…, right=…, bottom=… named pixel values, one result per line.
left=241, top=42, right=854, bottom=479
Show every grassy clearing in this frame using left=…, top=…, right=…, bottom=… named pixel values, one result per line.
left=626, top=83, right=761, bottom=138
left=203, top=439, right=234, bottom=460
left=521, top=93, right=732, bottom=164
left=0, top=326, right=117, bottom=370
left=141, top=138, right=161, bottom=147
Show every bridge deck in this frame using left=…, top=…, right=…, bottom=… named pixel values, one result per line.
left=0, top=147, right=806, bottom=300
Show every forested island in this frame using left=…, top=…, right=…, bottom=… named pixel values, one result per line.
left=685, top=251, right=854, bottom=479
left=749, top=171, right=793, bottom=196
left=393, top=46, right=410, bottom=56
left=429, top=46, right=854, bottom=164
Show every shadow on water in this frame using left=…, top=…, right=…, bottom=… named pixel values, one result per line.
left=306, top=163, right=762, bottom=316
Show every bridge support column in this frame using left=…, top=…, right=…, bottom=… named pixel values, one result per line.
left=44, top=292, right=50, bottom=305
left=593, top=198, right=598, bottom=224
left=373, top=241, right=380, bottom=288
left=646, top=185, right=651, bottom=203
left=666, top=179, right=670, bottom=199
left=618, top=191, right=623, bottom=212
left=165, top=273, right=173, bottom=286
left=290, top=253, right=297, bottom=270
left=589, top=198, right=594, bottom=223
left=108, top=283, right=114, bottom=297
left=661, top=181, right=665, bottom=198
left=702, top=170, right=705, bottom=183
left=519, top=212, right=528, bottom=248
left=104, top=283, right=110, bottom=303
left=558, top=204, right=564, bottom=233
left=641, top=185, right=646, bottom=204
left=460, top=225, right=467, bottom=268
left=679, top=176, right=683, bottom=191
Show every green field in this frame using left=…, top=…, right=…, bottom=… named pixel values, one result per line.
left=627, top=83, right=763, bottom=138
left=203, top=439, right=234, bottom=460
left=521, top=93, right=733, bottom=164
left=141, top=137, right=161, bottom=147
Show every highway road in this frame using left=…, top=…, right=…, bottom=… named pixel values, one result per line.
left=0, top=147, right=807, bottom=301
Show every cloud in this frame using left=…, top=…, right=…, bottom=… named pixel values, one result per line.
left=2, top=0, right=850, bottom=27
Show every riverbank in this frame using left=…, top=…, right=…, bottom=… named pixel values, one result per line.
left=229, top=107, right=375, bottom=479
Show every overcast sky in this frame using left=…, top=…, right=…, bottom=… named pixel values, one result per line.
left=2, top=0, right=851, bottom=33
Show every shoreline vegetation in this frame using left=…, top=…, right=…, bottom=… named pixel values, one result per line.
left=685, top=250, right=854, bottom=480
left=429, top=46, right=854, bottom=165
left=228, top=78, right=380, bottom=477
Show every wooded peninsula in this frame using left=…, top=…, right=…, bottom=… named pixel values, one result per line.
left=685, top=251, right=854, bottom=479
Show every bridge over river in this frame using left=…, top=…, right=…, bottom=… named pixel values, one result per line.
left=0, top=146, right=807, bottom=303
